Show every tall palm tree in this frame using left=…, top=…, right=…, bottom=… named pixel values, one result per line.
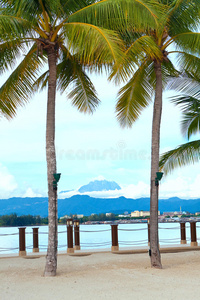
left=0, top=0, right=123, bottom=276
left=160, top=78, right=200, bottom=173
left=111, top=0, right=200, bottom=268
left=0, top=0, right=160, bottom=276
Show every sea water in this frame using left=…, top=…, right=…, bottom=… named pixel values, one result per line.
left=0, top=223, right=197, bottom=255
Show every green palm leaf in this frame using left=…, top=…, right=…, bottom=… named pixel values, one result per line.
left=57, top=51, right=100, bottom=114
left=159, top=140, right=200, bottom=174
left=68, top=0, right=163, bottom=32
left=5, top=0, right=61, bottom=20
left=0, top=39, right=26, bottom=73
left=0, top=44, right=46, bottom=118
left=67, top=69, right=100, bottom=114
left=34, top=51, right=100, bottom=114
left=170, top=92, right=200, bottom=139
left=173, top=32, right=200, bottom=56
left=168, top=0, right=200, bottom=36
left=0, top=10, right=29, bottom=39
left=116, top=60, right=153, bottom=128
left=33, top=70, right=49, bottom=91
left=111, top=35, right=162, bottom=83
left=63, top=22, right=123, bottom=69
left=176, top=53, right=200, bottom=78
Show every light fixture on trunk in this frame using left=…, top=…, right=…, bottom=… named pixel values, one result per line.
left=53, top=173, right=61, bottom=190
left=155, top=172, right=163, bottom=186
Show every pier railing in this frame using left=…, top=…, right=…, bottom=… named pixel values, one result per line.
left=0, top=221, right=199, bottom=256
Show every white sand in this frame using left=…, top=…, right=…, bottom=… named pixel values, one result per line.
left=0, top=250, right=199, bottom=300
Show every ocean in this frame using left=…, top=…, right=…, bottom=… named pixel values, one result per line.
left=0, top=223, right=197, bottom=255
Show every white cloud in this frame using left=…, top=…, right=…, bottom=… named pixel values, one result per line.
left=22, top=188, right=43, bottom=198
left=159, top=174, right=200, bottom=199
left=0, top=164, right=18, bottom=198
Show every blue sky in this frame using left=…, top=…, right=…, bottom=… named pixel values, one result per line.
left=1, top=71, right=200, bottom=199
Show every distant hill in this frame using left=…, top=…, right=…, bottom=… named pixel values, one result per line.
left=78, top=179, right=121, bottom=193
left=0, top=196, right=200, bottom=217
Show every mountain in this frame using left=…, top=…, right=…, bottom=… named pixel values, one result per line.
left=0, top=196, right=200, bottom=217
left=78, top=180, right=121, bottom=193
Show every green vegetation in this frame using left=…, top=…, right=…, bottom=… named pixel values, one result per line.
left=59, top=213, right=117, bottom=224
left=160, top=91, right=200, bottom=174
left=59, top=214, right=150, bottom=224
left=0, top=214, right=48, bottom=227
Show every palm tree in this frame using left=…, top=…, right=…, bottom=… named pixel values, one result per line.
left=160, top=78, right=200, bottom=173
left=0, top=0, right=160, bottom=276
left=0, top=0, right=125, bottom=276
left=111, top=0, right=200, bottom=268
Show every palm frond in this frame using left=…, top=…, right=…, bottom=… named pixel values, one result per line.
left=173, top=32, right=200, bottom=56
left=175, top=53, right=200, bottom=79
left=168, top=72, right=200, bottom=96
left=67, top=70, right=100, bottom=114
left=0, top=44, right=46, bottom=119
left=170, top=92, right=200, bottom=139
left=0, top=13, right=30, bottom=40
left=63, top=22, right=124, bottom=69
left=33, top=70, right=49, bottom=91
left=57, top=51, right=100, bottom=114
left=159, top=140, right=200, bottom=174
left=110, top=35, right=162, bottom=84
left=0, top=39, right=27, bottom=74
left=168, top=0, right=200, bottom=36
left=68, top=0, right=163, bottom=32
left=116, top=61, right=153, bottom=128
left=2, top=0, right=61, bottom=21
left=60, top=0, right=96, bottom=16
left=34, top=50, right=100, bottom=114
left=182, top=110, right=200, bottom=139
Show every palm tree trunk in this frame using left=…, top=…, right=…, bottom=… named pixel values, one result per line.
left=150, top=60, right=162, bottom=268
left=44, top=46, right=58, bottom=276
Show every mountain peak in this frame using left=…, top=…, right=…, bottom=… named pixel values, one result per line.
left=78, top=179, right=121, bottom=193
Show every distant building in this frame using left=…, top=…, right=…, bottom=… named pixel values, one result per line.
left=163, top=211, right=186, bottom=218
left=61, top=214, right=84, bottom=219
left=60, top=215, right=70, bottom=219
left=71, top=214, right=84, bottom=218
left=163, top=212, right=175, bottom=217
left=131, top=211, right=140, bottom=217
left=106, top=213, right=112, bottom=217
left=118, top=214, right=128, bottom=218
left=76, top=214, right=84, bottom=219
left=131, top=210, right=159, bottom=217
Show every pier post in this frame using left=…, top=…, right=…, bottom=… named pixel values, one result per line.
left=32, top=227, right=39, bottom=252
left=67, top=218, right=74, bottom=253
left=19, top=227, right=26, bottom=256
left=74, top=220, right=80, bottom=250
left=111, top=224, right=119, bottom=251
left=180, top=222, right=187, bottom=244
left=148, top=220, right=150, bottom=246
left=190, top=222, right=198, bottom=246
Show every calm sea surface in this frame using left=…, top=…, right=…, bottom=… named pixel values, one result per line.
left=0, top=223, right=198, bottom=254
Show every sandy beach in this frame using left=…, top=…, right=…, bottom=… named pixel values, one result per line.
left=0, top=250, right=199, bottom=300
